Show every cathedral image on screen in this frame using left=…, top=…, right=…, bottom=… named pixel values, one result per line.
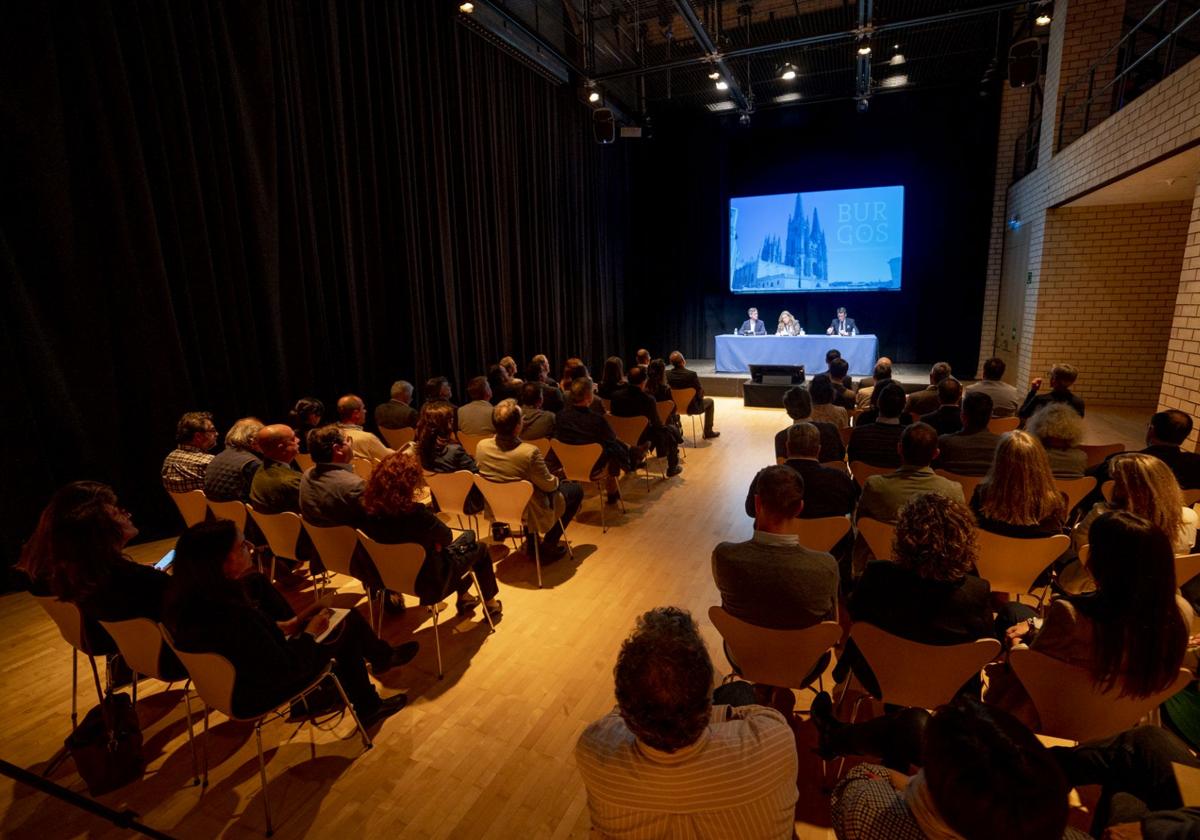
left=729, top=185, right=904, bottom=293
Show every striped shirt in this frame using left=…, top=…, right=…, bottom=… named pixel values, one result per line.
left=575, top=704, right=798, bottom=839
left=161, top=445, right=214, bottom=493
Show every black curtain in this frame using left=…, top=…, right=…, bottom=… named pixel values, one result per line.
left=0, top=1, right=628, bottom=573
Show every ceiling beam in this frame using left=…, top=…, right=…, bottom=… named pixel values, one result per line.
left=671, top=0, right=752, bottom=112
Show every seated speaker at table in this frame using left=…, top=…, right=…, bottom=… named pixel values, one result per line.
left=776, top=310, right=805, bottom=336
left=826, top=306, right=858, bottom=336
left=738, top=306, right=767, bottom=336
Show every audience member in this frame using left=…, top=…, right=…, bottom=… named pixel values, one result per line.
left=299, top=425, right=367, bottom=527
left=249, top=424, right=303, bottom=513
left=163, top=520, right=409, bottom=727
left=967, top=356, right=1020, bottom=417
left=487, top=364, right=520, bottom=404
left=634, top=348, right=651, bottom=367
left=336, top=394, right=395, bottom=462
left=575, top=607, right=798, bottom=838
left=1091, top=408, right=1200, bottom=489
left=828, top=357, right=857, bottom=409
left=517, top=382, right=555, bottom=440
left=747, top=423, right=858, bottom=519
left=498, top=356, right=522, bottom=385
left=554, top=377, right=634, bottom=503
left=919, top=377, right=963, bottom=435
left=475, top=399, right=583, bottom=561
left=560, top=357, right=585, bottom=391
left=666, top=351, right=719, bottom=439
left=1026, top=402, right=1086, bottom=477
left=934, top=391, right=999, bottom=475
left=204, top=417, right=264, bottom=502
left=972, top=430, right=1069, bottom=540
left=857, top=423, right=964, bottom=525
left=287, top=398, right=325, bottom=453
left=597, top=356, right=625, bottom=400
left=1020, top=363, right=1085, bottom=419
left=375, top=381, right=417, bottom=430
left=854, top=358, right=893, bottom=410
left=611, top=365, right=681, bottom=477
left=415, top=401, right=483, bottom=514
left=904, top=362, right=952, bottom=416
left=809, top=374, right=849, bottom=429
left=458, top=376, right=497, bottom=435
left=847, top=383, right=908, bottom=468
left=361, top=451, right=502, bottom=618
left=162, top=411, right=218, bottom=492
left=423, top=376, right=454, bottom=405
left=987, top=511, right=1190, bottom=731
left=775, top=386, right=844, bottom=463
left=526, top=356, right=565, bottom=413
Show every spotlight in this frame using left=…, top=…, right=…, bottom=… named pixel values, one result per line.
left=588, top=90, right=601, bottom=103
left=889, top=52, right=905, bottom=65
left=716, top=79, right=729, bottom=90
left=780, top=63, right=797, bottom=81
left=857, top=44, right=872, bottom=56
left=856, top=96, right=870, bottom=113
left=707, top=70, right=720, bottom=80
left=1035, top=12, right=1051, bottom=25
left=459, top=1, right=474, bottom=12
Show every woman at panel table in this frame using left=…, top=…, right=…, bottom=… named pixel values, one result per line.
left=775, top=310, right=804, bottom=335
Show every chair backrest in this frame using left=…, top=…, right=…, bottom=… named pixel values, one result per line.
left=457, top=433, right=491, bottom=458
left=1176, top=553, right=1200, bottom=588
left=379, top=427, right=416, bottom=450
left=354, top=532, right=425, bottom=597
left=655, top=401, right=675, bottom=425
left=974, top=531, right=1070, bottom=595
left=838, top=426, right=854, bottom=447
left=669, top=388, right=697, bottom=417
left=934, top=470, right=984, bottom=502
left=169, top=489, right=208, bottom=528
left=1184, top=489, right=1200, bottom=507
left=820, top=460, right=851, bottom=475
left=35, top=595, right=89, bottom=653
left=550, top=441, right=604, bottom=484
left=605, top=414, right=649, bottom=449
left=1080, top=442, right=1126, bottom=470
left=849, top=461, right=893, bottom=488
left=352, top=458, right=375, bottom=480
left=101, top=617, right=170, bottom=679
left=425, top=470, right=478, bottom=520
left=246, top=506, right=303, bottom=561
left=1054, top=476, right=1097, bottom=511
left=1009, top=647, right=1192, bottom=741
left=850, top=622, right=1001, bottom=708
left=472, top=475, right=534, bottom=526
left=294, top=453, right=315, bottom=472
left=1100, top=480, right=1114, bottom=502
left=708, top=607, right=841, bottom=689
left=987, top=416, right=1020, bottom=434
left=856, top=517, right=896, bottom=560
left=160, top=625, right=236, bottom=717
left=300, top=520, right=359, bottom=578
left=527, top=437, right=552, bottom=457
left=783, top=516, right=851, bottom=553
left=206, top=499, right=248, bottom=531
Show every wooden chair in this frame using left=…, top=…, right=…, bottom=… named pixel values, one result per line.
left=551, top=441, right=621, bottom=533
left=1100, top=480, right=1114, bottom=502
left=456, top=433, right=491, bottom=458
left=855, top=517, right=896, bottom=560
left=246, top=506, right=303, bottom=581
left=987, top=416, right=1020, bottom=434
left=527, top=437, right=552, bottom=457
left=1009, top=647, right=1192, bottom=742
left=821, top=460, right=851, bottom=475
left=838, top=426, right=854, bottom=447
left=294, top=453, right=315, bottom=472
left=1080, top=442, right=1125, bottom=470
left=160, top=627, right=371, bottom=835
left=424, top=470, right=481, bottom=531
left=934, top=469, right=984, bottom=501
left=709, top=608, right=841, bottom=693
left=301, top=519, right=374, bottom=619
left=473, top=475, right=572, bottom=588
left=605, top=414, right=656, bottom=490
left=655, top=400, right=675, bottom=426
left=206, top=499, right=248, bottom=531
left=351, top=458, right=375, bottom=481
left=379, top=427, right=415, bottom=450
left=1054, top=476, right=1097, bottom=510
left=669, top=387, right=700, bottom=447
left=100, top=617, right=199, bottom=784
left=355, top=533, right=493, bottom=678
left=974, top=531, right=1069, bottom=598
left=784, top=516, right=851, bottom=553
left=1177, top=552, right=1200, bottom=590
left=848, top=461, right=893, bottom=488
left=169, top=489, right=208, bottom=528
left=1185, top=489, right=1200, bottom=507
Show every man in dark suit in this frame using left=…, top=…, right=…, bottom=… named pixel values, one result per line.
left=611, top=365, right=681, bottom=477
left=739, top=307, right=767, bottom=335
left=748, top=423, right=858, bottom=519
left=920, top=378, right=964, bottom=436
left=555, top=377, right=635, bottom=502
left=1019, top=363, right=1085, bottom=419
left=375, top=380, right=418, bottom=430
left=774, top=386, right=844, bottom=463
left=936, top=391, right=1001, bottom=476
left=828, top=357, right=857, bottom=409
left=666, top=351, right=719, bottom=439
left=826, top=307, right=858, bottom=336
left=903, top=362, right=953, bottom=417
left=1090, top=409, right=1200, bottom=489
left=249, top=424, right=303, bottom=513
left=848, top=383, right=908, bottom=468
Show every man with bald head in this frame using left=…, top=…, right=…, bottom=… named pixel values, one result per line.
left=337, top=394, right=394, bottom=462
left=249, top=424, right=304, bottom=513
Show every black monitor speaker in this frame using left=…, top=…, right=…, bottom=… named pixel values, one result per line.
left=593, top=108, right=615, bottom=144
left=1008, top=38, right=1041, bottom=88
left=748, top=364, right=805, bottom=385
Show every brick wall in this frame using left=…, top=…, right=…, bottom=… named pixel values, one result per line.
left=1158, top=183, right=1200, bottom=449
left=1026, top=202, right=1191, bottom=406
left=1053, top=0, right=1126, bottom=149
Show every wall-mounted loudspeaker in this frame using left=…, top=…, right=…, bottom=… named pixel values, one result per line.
left=593, top=108, right=615, bottom=144
left=1008, top=38, right=1041, bottom=88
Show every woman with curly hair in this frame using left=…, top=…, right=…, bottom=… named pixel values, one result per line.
left=360, top=450, right=501, bottom=618
left=287, top=397, right=325, bottom=453
left=775, top=310, right=803, bottom=336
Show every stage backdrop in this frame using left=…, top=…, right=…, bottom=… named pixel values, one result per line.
left=0, top=1, right=629, bottom=571
left=623, top=90, right=999, bottom=377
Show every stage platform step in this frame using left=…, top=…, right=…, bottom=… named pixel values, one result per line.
left=692, top=360, right=937, bottom=404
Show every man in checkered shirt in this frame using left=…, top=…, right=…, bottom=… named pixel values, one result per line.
left=161, top=411, right=218, bottom=493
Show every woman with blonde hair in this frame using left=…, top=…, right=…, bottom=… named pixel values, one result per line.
left=1072, top=452, right=1196, bottom=556
left=972, top=431, right=1068, bottom=536
left=776, top=310, right=803, bottom=336
left=1025, top=403, right=1086, bottom=477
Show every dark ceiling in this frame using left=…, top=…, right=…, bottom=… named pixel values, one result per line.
left=461, top=0, right=1046, bottom=115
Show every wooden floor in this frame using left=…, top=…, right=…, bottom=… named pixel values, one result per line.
left=0, top=400, right=1150, bottom=839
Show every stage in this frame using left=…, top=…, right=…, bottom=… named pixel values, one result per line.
left=693, top=359, right=937, bottom=400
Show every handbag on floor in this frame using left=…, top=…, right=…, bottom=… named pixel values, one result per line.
left=65, top=692, right=145, bottom=796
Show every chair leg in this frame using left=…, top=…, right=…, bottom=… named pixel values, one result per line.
left=470, top=571, right=495, bottom=632
left=254, top=722, right=274, bottom=837
left=87, top=655, right=104, bottom=706
left=183, top=684, right=199, bottom=786
left=431, top=606, right=443, bottom=680
left=597, top=482, right=606, bottom=533
left=201, top=704, right=211, bottom=788
left=328, top=673, right=373, bottom=750
left=559, top=519, right=574, bottom=560
left=71, top=648, right=78, bottom=730
left=532, top=534, right=543, bottom=589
